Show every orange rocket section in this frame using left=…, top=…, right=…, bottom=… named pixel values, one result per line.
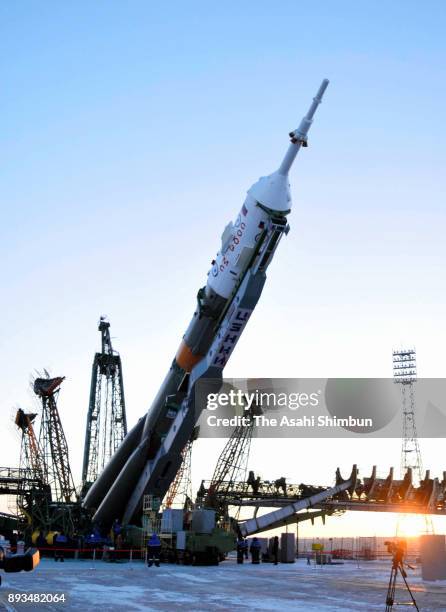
left=175, top=340, right=204, bottom=372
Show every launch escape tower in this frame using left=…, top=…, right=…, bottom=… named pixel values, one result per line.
left=81, top=318, right=127, bottom=495
left=33, top=374, right=76, bottom=504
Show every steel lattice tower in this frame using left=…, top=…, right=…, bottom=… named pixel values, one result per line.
left=81, top=317, right=127, bottom=494
left=15, top=408, right=45, bottom=482
left=15, top=408, right=46, bottom=516
left=393, top=348, right=433, bottom=533
left=205, top=379, right=268, bottom=506
left=392, top=349, right=423, bottom=481
left=164, top=439, right=194, bottom=510
left=33, top=374, right=76, bottom=504
left=203, top=411, right=255, bottom=517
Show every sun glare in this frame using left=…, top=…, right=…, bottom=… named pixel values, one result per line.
left=396, top=514, right=429, bottom=538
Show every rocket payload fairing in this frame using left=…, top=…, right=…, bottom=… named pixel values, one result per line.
left=83, top=79, right=329, bottom=525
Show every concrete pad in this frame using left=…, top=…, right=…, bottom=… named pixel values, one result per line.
left=0, top=556, right=445, bottom=611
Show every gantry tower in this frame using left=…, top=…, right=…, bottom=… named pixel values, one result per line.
left=81, top=317, right=127, bottom=494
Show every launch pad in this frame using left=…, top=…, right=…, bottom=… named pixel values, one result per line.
left=1, top=78, right=445, bottom=612
left=1, top=556, right=445, bottom=612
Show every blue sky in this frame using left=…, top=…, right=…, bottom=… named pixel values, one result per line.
left=1, top=1, right=446, bottom=535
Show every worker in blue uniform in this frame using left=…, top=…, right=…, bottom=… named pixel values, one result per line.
left=54, top=531, right=68, bottom=562
left=147, top=533, right=161, bottom=567
left=236, top=538, right=245, bottom=564
left=250, top=537, right=261, bottom=564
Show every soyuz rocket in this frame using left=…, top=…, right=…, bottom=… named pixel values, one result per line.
left=83, top=79, right=329, bottom=525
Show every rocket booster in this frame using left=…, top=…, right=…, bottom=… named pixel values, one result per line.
left=83, top=80, right=329, bottom=524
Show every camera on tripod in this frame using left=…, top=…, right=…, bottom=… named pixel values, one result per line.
left=385, top=539, right=407, bottom=562
left=384, top=538, right=419, bottom=611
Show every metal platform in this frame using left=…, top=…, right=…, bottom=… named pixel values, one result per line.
left=198, top=465, right=446, bottom=536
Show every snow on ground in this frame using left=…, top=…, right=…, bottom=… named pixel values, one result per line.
left=1, top=556, right=445, bottom=611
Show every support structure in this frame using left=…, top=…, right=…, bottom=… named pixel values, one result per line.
left=81, top=318, right=127, bottom=495
left=33, top=375, right=76, bottom=504
left=201, top=408, right=256, bottom=517
left=164, top=432, right=196, bottom=510
left=238, top=467, right=358, bottom=537
left=194, top=464, right=446, bottom=537
left=15, top=409, right=45, bottom=482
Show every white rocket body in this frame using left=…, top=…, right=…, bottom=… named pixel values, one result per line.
left=207, top=195, right=270, bottom=299
left=207, top=78, right=328, bottom=300
left=83, top=79, right=329, bottom=525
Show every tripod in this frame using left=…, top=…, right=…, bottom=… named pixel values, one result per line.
left=385, top=543, right=419, bottom=611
